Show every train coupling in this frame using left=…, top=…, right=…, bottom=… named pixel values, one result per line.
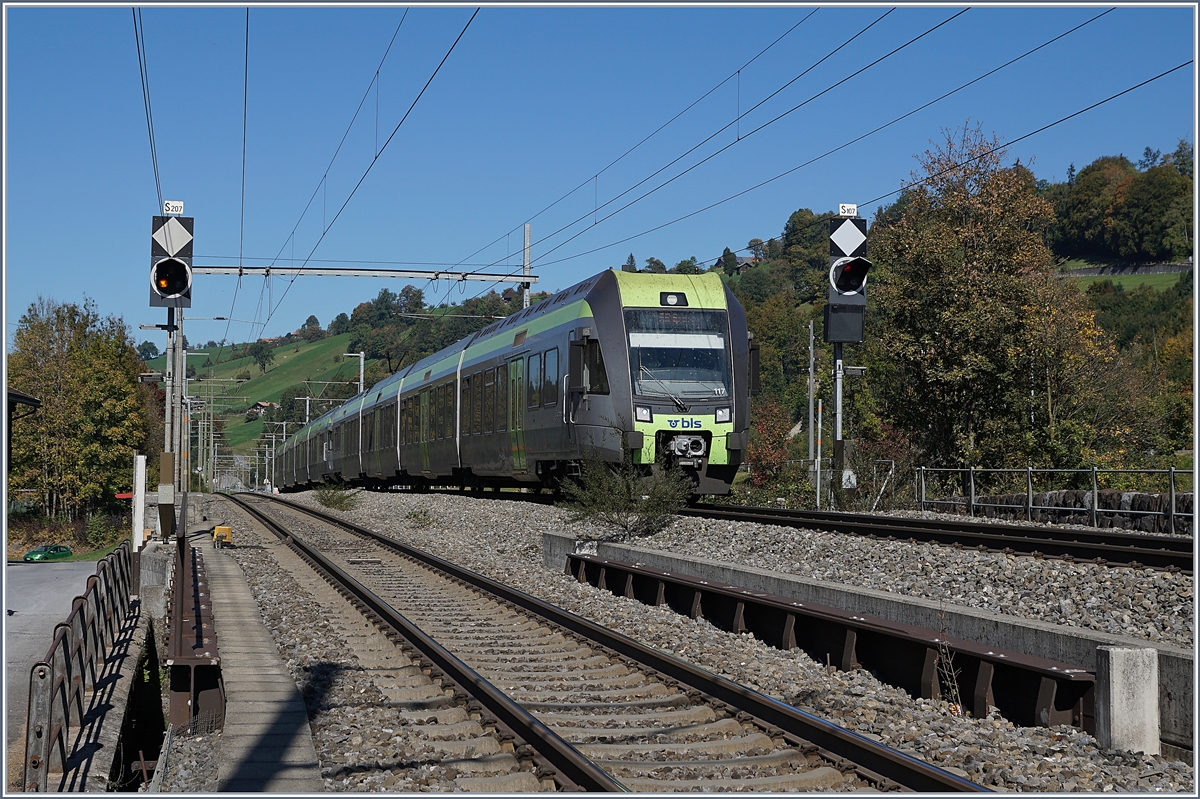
left=667, top=434, right=706, bottom=459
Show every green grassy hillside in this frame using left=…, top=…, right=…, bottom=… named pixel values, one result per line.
left=1069, top=272, right=1185, bottom=291
left=146, top=332, right=377, bottom=455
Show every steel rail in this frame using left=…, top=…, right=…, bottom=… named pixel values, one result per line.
left=224, top=493, right=623, bottom=793
left=684, top=503, right=1193, bottom=573
left=253, top=492, right=989, bottom=793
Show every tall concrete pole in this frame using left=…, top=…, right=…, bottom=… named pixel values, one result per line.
left=522, top=223, right=531, bottom=309
left=833, top=341, right=844, bottom=473
left=164, top=308, right=175, bottom=459
left=808, top=319, right=815, bottom=464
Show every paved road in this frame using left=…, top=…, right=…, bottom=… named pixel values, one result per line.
left=4, top=561, right=103, bottom=747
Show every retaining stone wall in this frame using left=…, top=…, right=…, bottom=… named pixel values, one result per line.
left=934, top=490, right=1193, bottom=535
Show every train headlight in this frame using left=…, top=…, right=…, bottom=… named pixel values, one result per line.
left=715, top=407, right=731, bottom=423
left=635, top=405, right=653, bottom=422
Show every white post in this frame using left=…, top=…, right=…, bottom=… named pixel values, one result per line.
left=132, top=454, right=146, bottom=551
left=1095, top=647, right=1160, bottom=754
left=522, top=223, right=531, bottom=309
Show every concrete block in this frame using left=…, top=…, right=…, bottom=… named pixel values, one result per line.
left=541, top=531, right=1193, bottom=752
left=1095, top=647, right=1160, bottom=755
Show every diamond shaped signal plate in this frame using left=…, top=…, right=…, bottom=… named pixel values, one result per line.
left=153, top=216, right=193, bottom=256
left=830, top=218, right=866, bottom=258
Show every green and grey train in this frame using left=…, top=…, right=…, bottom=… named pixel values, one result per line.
left=275, top=269, right=758, bottom=496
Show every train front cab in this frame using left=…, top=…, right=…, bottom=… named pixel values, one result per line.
left=567, top=270, right=752, bottom=496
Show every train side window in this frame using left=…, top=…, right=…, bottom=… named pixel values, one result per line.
left=496, top=363, right=508, bottom=432
left=443, top=384, right=450, bottom=439
left=473, top=371, right=483, bottom=435
left=543, top=348, right=559, bottom=407
left=435, top=385, right=443, bottom=440
left=461, top=378, right=471, bottom=438
left=483, top=369, right=495, bottom=434
left=584, top=339, right=610, bottom=394
left=528, top=353, right=542, bottom=409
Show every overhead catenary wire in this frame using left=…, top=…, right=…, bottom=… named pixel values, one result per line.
left=132, top=8, right=163, bottom=211
left=216, top=9, right=412, bottom=354
left=462, top=6, right=956, bottom=303
left=261, top=7, right=480, bottom=333
left=214, top=9, right=253, bottom=368
left=539, top=57, right=1192, bottom=274
left=448, top=8, right=819, bottom=272
left=520, top=7, right=966, bottom=273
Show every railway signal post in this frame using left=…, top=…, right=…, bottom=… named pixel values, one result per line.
left=148, top=205, right=194, bottom=536
left=824, top=207, right=871, bottom=479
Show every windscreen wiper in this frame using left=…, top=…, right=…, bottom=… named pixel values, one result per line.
left=639, top=366, right=688, bottom=412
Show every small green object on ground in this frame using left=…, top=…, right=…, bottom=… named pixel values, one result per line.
left=22, top=545, right=72, bottom=562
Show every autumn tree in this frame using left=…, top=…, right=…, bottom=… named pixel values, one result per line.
left=866, top=124, right=1128, bottom=470
left=8, top=298, right=158, bottom=519
left=746, top=395, right=793, bottom=486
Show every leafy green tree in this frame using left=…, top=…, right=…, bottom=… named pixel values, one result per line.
left=1136, top=147, right=1161, bottom=171
left=247, top=341, right=275, bottom=373
left=301, top=314, right=325, bottom=342
left=643, top=257, right=666, bottom=273
left=1056, top=155, right=1137, bottom=257
left=1110, top=164, right=1193, bottom=259
left=327, top=312, right=352, bottom=335
left=673, top=256, right=701, bottom=274
left=398, top=285, right=426, bottom=315
left=747, top=238, right=766, bottom=259
left=721, top=247, right=738, bottom=274
left=8, top=298, right=157, bottom=519
left=732, top=264, right=781, bottom=304
left=1165, top=138, right=1193, bottom=178
left=277, top=384, right=308, bottom=423
left=622, top=253, right=637, bottom=273
left=137, top=340, right=159, bottom=361
left=781, top=208, right=832, bottom=298
left=362, top=324, right=411, bottom=373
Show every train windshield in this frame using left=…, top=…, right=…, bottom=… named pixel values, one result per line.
left=625, top=309, right=732, bottom=401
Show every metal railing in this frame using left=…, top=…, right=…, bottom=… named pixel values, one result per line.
left=916, top=466, right=1192, bottom=534
left=23, top=543, right=134, bottom=792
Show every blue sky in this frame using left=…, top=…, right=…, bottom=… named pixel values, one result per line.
left=4, top=4, right=1195, bottom=348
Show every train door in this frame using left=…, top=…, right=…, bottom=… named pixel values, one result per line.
left=420, top=390, right=431, bottom=473
left=509, top=358, right=526, bottom=472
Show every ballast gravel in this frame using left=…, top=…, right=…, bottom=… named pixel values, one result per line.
left=155, top=491, right=1193, bottom=792
left=269, top=489, right=1193, bottom=793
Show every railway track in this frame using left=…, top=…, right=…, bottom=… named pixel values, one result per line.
left=225, top=492, right=986, bottom=792
left=684, top=503, right=1194, bottom=573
